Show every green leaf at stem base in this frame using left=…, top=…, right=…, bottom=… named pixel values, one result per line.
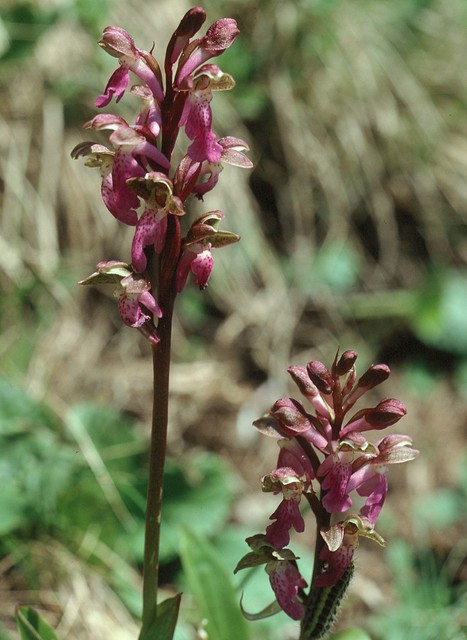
left=15, top=607, right=60, bottom=640
left=138, top=594, right=181, bottom=640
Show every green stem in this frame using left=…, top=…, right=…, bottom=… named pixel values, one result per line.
left=140, top=293, right=175, bottom=635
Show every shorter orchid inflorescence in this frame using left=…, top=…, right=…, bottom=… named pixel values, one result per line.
left=235, top=350, right=419, bottom=637
left=72, top=7, right=252, bottom=341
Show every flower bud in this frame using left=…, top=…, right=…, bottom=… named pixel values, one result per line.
left=306, top=361, right=333, bottom=394
left=365, top=398, right=407, bottom=428
left=335, top=350, right=358, bottom=376
left=270, top=398, right=312, bottom=434
left=357, top=364, right=390, bottom=389
left=287, top=365, right=332, bottom=419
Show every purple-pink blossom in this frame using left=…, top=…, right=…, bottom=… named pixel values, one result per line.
left=95, top=26, right=164, bottom=106
left=73, top=9, right=249, bottom=342
left=236, top=349, right=419, bottom=622
left=266, top=560, right=307, bottom=620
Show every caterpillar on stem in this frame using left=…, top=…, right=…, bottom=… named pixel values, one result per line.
left=299, top=562, right=354, bottom=640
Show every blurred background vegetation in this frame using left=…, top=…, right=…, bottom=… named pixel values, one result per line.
left=0, top=0, right=466, bottom=638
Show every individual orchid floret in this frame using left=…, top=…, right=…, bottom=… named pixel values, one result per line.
left=269, top=397, right=330, bottom=452
left=176, top=211, right=239, bottom=291
left=116, top=272, right=162, bottom=329
left=315, top=516, right=385, bottom=588
left=78, top=261, right=161, bottom=344
left=172, top=136, right=252, bottom=201
left=306, top=360, right=334, bottom=395
left=343, top=363, right=391, bottom=411
left=317, top=446, right=356, bottom=514
left=109, top=272, right=157, bottom=324
left=96, top=26, right=164, bottom=107
left=71, top=140, right=140, bottom=226
left=334, top=350, right=358, bottom=377
left=340, top=398, right=407, bottom=436
left=78, top=114, right=170, bottom=225
left=178, top=65, right=236, bottom=163
left=266, top=557, right=307, bottom=621
left=262, top=467, right=307, bottom=549
left=107, top=118, right=170, bottom=170
left=175, top=17, right=239, bottom=86
left=287, top=365, right=333, bottom=423
left=132, top=84, right=162, bottom=138
left=176, top=241, right=213, bottom=291
left=127, top=172, right=185, bottom=271
left=192, top=136, right=254, bottom=196
left=347, top=434, right=419, bottom=524
left=234, top=535, right=307, bottom=621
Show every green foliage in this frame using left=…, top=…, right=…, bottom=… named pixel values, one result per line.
left=179, top=529, right=251, bottom=640
left=0, top=0, right=113, bottom=65
left=288, top=242, right=360, bottom=295
left=0, top=378, right=78, bottom=535
left=138, top=595, right=181, bottom=640
left=16, top=607, right=60, bottom=640
left=72, top=0, right=115, bottom=34
left=413, top=269, right=467, bottom=355
left=160, top=455, right=234, bottom=563
left=0, top=377, right=236, bottom=621
left=0, top=3, right=58, bottom=63
left=370, top=540, right=466, bottom=640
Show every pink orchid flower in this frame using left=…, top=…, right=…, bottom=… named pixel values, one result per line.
left=266, top=559, right=307, bottom=620
left=176, top=241, right=213, bottom=292
left=178, top=65, right=236, bottom=163
left=262, top=467, right=307, bottom=548
left=95, top=26, right=164, bottom=107
left=126, top=173, right=185, bottom=271
left=314, top=516, right=385, bottom=588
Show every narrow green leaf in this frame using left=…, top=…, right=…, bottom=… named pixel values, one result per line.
left=138, top=594, right=181, bottom=640
left=179, top=529, right=251, bottom=640
left=16, top=607, right=60, bottom=640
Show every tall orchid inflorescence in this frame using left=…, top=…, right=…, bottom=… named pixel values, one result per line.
left=235, top=350, right=419, bottom=639
left=72, top=7, right=251, bottom=342
left=71, top=9, right=252, bottom=638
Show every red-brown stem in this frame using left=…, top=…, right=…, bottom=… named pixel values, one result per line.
left=304, top=491, right=331, bottom=585
left=140, top=220, right=180, bottom=636
left=140, top=299, right=175, bottom=635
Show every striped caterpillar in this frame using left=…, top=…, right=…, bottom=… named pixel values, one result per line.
left=299, top=562, right=354, bottom=640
